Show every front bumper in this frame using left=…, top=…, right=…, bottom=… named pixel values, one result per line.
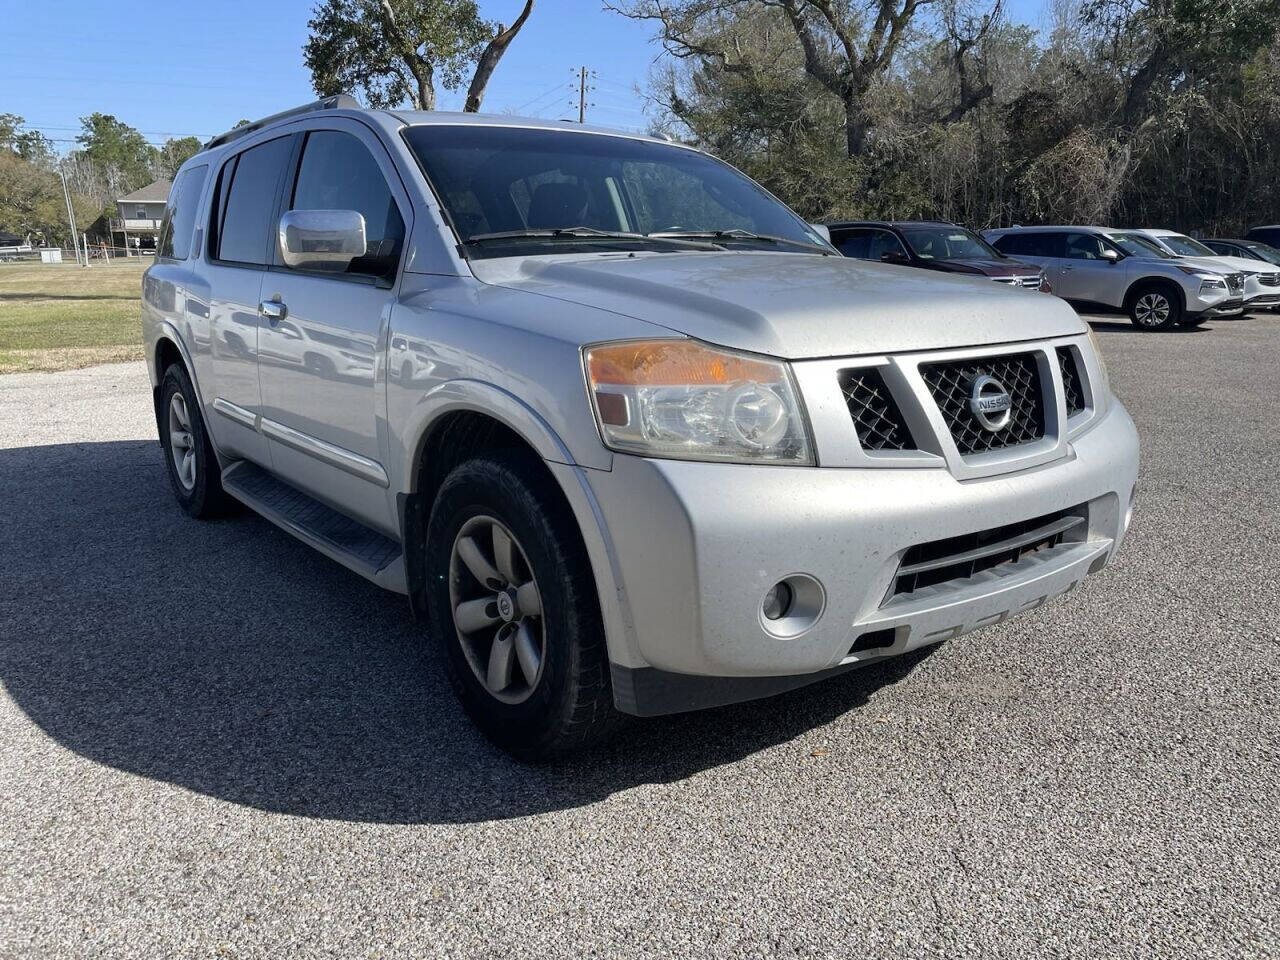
left=1190, top=296, right=1245, bottom=317
left=582, top=400, right=1139, bottom=715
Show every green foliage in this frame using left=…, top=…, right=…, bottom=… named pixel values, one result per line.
left=157, top=137, right=203, bottom=179
left=636, top=0, right=1280, bottom=232
left=304, top=0, right=494, bottom=108
left=76, top=113, right=158, bottom=192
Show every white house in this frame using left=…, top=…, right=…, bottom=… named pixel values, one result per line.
left=111, top=179, right=171, bottom=253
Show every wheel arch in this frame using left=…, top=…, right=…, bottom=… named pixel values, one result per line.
left=396, top=384, right=631, bottom=669
left=1124, top=275, right=1186, bottom=311
left=152, top=327, right=201, bottom=432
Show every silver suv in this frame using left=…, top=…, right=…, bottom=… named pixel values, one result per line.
left=144, top=99, right=1139, bottom=758
left=985, top=225, right=1244, bottom=329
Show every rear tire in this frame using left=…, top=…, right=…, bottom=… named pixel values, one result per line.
left=424, top=450, right=618, bottom=761
left=158, top=363, right=234, bottom=519
left=1126, top=282, right=1182, bottom=330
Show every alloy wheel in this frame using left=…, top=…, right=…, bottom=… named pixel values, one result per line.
left=448, top=515, right=546, bottom=704
left=168, top=391, right=197, bottom=491
left=1134, top=293, right=1171, bottom=327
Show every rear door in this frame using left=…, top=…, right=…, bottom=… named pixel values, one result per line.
left=255, top=121, right=409, bottom=535
left=203, top=133, right=296, bottom=466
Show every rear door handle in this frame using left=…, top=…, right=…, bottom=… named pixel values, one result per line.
left=259, top=299, right=287, bottom=324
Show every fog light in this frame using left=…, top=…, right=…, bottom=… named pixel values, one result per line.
left=762, top=581, right=793, bottom=620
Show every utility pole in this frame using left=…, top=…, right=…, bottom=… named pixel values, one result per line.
left=58, top=161, right=82, bottom=267
left=577, top=66, right=587, bottom=123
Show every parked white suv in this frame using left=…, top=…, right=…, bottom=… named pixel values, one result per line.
left=986, top=226, right=1244, bottom=329
left=1133, top=228, right=1280, bottom=313
left=144, top=99, right=1139, bottom=758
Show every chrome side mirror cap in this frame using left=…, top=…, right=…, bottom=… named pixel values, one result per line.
left=809, top=223, right=831, bottom=243
left=278, top=209, right=367, bottom=271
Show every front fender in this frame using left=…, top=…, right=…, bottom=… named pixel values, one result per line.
left=394, top=378, right=612, bottom=495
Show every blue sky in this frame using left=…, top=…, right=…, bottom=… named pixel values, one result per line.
left=4, top=0, right=1048, bottom=153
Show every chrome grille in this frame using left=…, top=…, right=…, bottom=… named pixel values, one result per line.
left=1258, top=273, right=1280, bottom=287
left=991, top=275, right=1041, bottom=288
left=1056, top=347, right=1086, bottom=416
left=920, top=353, right=1045, bottom=455
left=839, top=367, right=915, bottom=451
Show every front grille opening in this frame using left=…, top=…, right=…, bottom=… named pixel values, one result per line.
left=1057, top=346, right=1087, bottom=416
left=891, top=506, right=1087, bottom=598
left=838, top=367, right=915, bottom=451
left=919, top=353, right=1046, bottom=455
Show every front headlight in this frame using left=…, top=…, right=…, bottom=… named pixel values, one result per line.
left=584, top=339, right=814, bottom=464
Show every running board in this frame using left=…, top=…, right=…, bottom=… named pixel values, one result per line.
left=221, top=461, right=407, bottom=594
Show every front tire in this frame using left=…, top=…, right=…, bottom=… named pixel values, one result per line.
left=158, top=363, right=233, bottom=519
left=424, top=450, right=618, bottom=760
left=1126, top=282, right=1182, bottom=330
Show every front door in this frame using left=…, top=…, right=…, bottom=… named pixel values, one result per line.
left=256, top=125, right=409, bottom=535
left=203, top=133, right=295, bottom=466
left=1056, top=232, right=1121, bottom=304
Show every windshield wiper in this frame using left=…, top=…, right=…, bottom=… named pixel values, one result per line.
left=463, top=227, right=720, bottom=250
left=646, top=228, right=833, bottom=255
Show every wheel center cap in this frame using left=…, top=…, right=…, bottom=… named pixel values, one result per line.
left=496, top=591, right=517, bottom=622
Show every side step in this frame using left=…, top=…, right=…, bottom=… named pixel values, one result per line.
left=221, top=461, right=407, bottom=594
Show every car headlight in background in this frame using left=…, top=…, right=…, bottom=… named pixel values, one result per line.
left=1038, top=270, right=1053, bottom=294
left=1198, top=276, right=1227, bottom=294
left=584, top=339, right=814, bottom=464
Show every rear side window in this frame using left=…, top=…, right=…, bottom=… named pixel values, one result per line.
left=214, top=136, right=293, bottom=265
left=834, top=230, right=872, bottom=259
left=157, top=164, right=207, bottom=260
left=995, top=232, right=1065, bottom=258
left=288, top=130, right=404, bottom=276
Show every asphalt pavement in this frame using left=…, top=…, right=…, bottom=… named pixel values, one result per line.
left=1, top=314, right=1277, bottom=958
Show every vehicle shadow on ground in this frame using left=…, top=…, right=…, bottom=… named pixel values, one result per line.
left=0, top=440, right=929, bottom=826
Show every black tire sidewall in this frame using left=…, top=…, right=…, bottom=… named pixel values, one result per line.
left=424, top=453, right=601, bottom=757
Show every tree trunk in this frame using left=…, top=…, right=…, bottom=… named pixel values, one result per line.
left=413, top=62, right=435, bottom=111
left=465, top=0, right=535, bottom=112
left=845, top=95, right=870, bottom=157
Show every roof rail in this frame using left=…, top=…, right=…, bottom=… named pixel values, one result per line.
left=203, top=95, right=362, bottom=150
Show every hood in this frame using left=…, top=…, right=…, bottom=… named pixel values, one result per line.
left=938, top=257, right=1041, bottom=278
left=1174, top=254, right=1275, bottom=276
left=471, top=252, right=1082, bottom=360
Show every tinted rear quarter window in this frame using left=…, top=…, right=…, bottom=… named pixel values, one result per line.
left=157, top=165, right=208, bottom=260
left=214, top=136, right=293, bottom=265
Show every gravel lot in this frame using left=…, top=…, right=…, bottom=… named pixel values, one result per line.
left=1, top=314, right=1277, bottom=958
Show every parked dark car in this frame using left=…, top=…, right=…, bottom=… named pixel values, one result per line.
left=1244, top=225, right=1280, bottom=249
left=825, top=220, right=1050, bottom=292
left=1204, top=237, right=1280, bottom=267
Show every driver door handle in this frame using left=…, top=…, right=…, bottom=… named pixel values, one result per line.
left=259, top=299, right=288, bottom=324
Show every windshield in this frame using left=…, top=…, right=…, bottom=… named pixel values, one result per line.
left=1242, top=242, right=1280, bottom=266
left=1160, top=234, right=1216, bottom=257
left=403, top=125, right=829, bottom=257
left=1107, top=232, right=1173, bottom=258
left=901, top=226, right=1001, bottom=260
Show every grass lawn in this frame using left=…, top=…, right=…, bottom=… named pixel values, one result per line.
left=0, top=259, right=148, bottom=373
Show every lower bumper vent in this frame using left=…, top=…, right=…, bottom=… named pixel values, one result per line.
left=891, top=507, right=1087, bottom=598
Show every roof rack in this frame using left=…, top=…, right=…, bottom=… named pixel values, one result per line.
left=203, top=95, right=362, bottom=150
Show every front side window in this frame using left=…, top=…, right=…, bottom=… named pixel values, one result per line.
left=157, top=164, right=207, bottom=261
left=902, top=226, right=999, bottom=260
left=1241, top=242, right=1280, bottom=265
left=288, top=130, right=405, bottom=277
left=403, top=125, right=828, bottom=257
left=1107, top=232, right=1171, bottom=258
left=1064, top=233, right=1110, bottom=260
left=214, top=135, right=293, bottom=266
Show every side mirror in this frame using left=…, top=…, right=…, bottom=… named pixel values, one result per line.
left=809, top=223, right=831, bottom=244
left=1101, top=248, right=1122, bottom=264
left=278, top=209, right=367, bottom=272
left=880, top=250, right=909, bottom=264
